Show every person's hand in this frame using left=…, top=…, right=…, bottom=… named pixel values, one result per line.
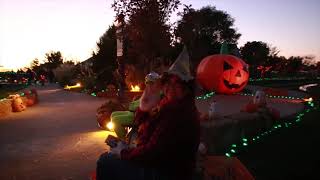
left=110, top=141, right=127, bottom=158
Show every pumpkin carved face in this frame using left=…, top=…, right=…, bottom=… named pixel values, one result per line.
left=12, top=96, right=26, bottom=112
left=197, top=54, right=249, bottom=94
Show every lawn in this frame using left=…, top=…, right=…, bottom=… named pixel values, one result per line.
left=0, top=84, right=28, bottom=99
left=249, top=78, right=320, bottom=90
left=238, top=106, right=319, bottom=179
left=237, top=84, right=320, bottom=179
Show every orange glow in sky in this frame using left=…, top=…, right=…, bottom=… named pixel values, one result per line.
left=0, top=0, right=115, bottom=71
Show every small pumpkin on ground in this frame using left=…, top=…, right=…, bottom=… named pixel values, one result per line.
left=96, top=99, right=126, bottom=129
left=9, top=95, right=27, bottom=112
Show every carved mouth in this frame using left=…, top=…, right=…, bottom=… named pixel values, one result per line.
left=223, top=79, right=245, bottom=89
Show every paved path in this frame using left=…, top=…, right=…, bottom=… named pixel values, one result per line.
left=0, top=84, right=305, bottom=180
left=0, top=84, right=114, bottom=180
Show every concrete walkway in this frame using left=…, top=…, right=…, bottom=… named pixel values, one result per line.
left=0, top=84, right=305, bottom=180
left=0, top=84, right=114, bottom=180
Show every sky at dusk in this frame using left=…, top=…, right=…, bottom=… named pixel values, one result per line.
left=0, top=0, right=319, bottom=71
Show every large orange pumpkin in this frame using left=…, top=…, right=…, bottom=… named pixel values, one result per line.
left=197, top=55, right=249, bottom=94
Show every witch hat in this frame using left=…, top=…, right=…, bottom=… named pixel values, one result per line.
left=220, top=41, right=229, bottom=54
left=167, top=46, right=193, bottom=81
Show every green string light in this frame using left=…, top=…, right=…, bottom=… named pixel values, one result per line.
left=224, top=99, right=318, bottom=158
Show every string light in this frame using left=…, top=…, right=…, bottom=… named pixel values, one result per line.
left=74, top=79, right=318, bottom=160
left=196, top=92, right=215, bottom=100
left=249, top=77, right=316, bottom=82
left=225, top=99, right=318, bottom=158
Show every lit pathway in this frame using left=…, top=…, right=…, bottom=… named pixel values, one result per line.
left=0, top=84, right=306, bottom=179
left=0, top=84, right=114, bottom=180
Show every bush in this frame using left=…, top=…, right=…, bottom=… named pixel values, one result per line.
left=53, top=64, right=76, bottom=86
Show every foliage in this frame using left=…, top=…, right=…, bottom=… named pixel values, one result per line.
left=175, top=5, right=241, bottom=67
left=240, top=41, right=270, bottom=66
left=124, top=64, right=144, bottom=87
left=112, top=0, right=180, bottom=76
left=30, top=59, right=40, bottom=69
left=92, top=25, right=117, bottom=87
left=53, top=63, right=76, bottom=86
left=286, top=56, right=304, bottom=74
left=44, top=51, right=64, bottom=70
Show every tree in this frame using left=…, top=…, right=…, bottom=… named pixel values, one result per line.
left=240, top=41, right=271, bottom=78
left=92, top=25, right=118, bottom=87
left=302, top=55, right=316, bottom=66
left=64, top=60, right=76, bottom=65
left=240, top=41, right=270, bottom=66
left=44, top=51, right=63, bottom=70
left=112, top=0, right=180, bottom=75
left=175, top=5, right=241, bottom=67
left=30, top=58, right=45, bottom=78
left=30, top=58, right=40, bottom=69
left=286, top=56, right=303, bottom=75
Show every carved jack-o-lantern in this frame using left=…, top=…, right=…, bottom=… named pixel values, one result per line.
left=23, top=90, right=38, bottom=106
left=197, top=54, right=249, bottom=94
left=11, top=95, right=26, bottom=112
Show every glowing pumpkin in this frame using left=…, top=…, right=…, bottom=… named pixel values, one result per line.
left=96, top=100, right=126, bottom=129
left=197, top=54, right=249, bottom=94
left=10, top=95, right=26, bottom=112
left=23, top=90, right=38, bottom=106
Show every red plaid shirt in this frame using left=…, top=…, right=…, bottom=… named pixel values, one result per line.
left=121, top=95, right=200, bottom=178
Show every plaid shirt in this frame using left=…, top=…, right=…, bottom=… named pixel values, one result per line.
left=121, top=95, right=200, bottom=178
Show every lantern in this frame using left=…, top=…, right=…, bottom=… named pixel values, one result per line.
left=197, top=55, right=249, bottom=94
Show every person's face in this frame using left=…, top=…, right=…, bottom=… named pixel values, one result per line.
left=145, top=80, right=161, bottom=92
left=162, top=76, right=186, bottom=101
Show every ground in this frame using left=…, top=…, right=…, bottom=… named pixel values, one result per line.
left=238, top=83, right=320, bottom=180
left=0, top=84, right=115, bottom=180
left=239, top=109, right=320, bottom=180
left=0, top=82, right=316, bottom=179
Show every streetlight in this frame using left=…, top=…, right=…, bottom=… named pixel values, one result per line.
left=114, top=14, right=125, bottom=99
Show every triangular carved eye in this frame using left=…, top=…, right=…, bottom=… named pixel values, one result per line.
left=224, top=61, right=233, bottom=70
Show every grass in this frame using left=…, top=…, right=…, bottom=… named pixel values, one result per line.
left=238, top=106, right=320, bottom=179
left=248, top=79, right=320, bottom=90
left=0, top=84, right=28, bottom=99
left=237, top=85, right=320, bottom=179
